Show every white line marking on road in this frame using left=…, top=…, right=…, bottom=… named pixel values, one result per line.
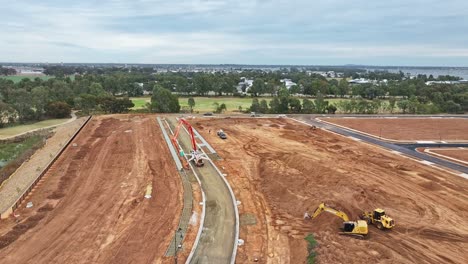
left=417, top=141, right=436, bottom=144
left=419, top=160, right=435, bottom=165
left=430, top=117, right=442, bottom=119
left=343, top=117, right=356, bottom=118
left=348, top=136, right=361, bottom=141
left=459, top=173, right=468, bottom=179
left=384, top=117, right=398, bottom=119
left=440, top=141, right=447, bottom=143
left=391, top=151, right=402, bottom=155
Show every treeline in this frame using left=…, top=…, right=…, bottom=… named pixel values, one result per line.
left=249, top=89, right=338, bottom=114
left=0, top=68, right=16, bottom=76
left=0, top=75, right=137, bottom=126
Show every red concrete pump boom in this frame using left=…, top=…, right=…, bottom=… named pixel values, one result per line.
left=172, top=118, right=197, bottom=151
left=171, top=118, right=208, bottom=167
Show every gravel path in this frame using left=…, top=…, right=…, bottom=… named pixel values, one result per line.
left=0, top=117, right=86, bottom=216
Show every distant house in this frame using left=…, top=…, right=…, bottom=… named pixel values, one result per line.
left=280, top=79, right=297, bottom=89
left=348, top=78, right=372, bottom=84
left=237, top=77, right=254, bottom=93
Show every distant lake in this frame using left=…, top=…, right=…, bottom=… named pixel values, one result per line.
left=366, top=67, right=468, bottom=80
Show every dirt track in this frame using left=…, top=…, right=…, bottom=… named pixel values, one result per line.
left=194, top=118, right=468, bottom=264
left=324, top=118, right=468, bottom=141
left=0, top=115, right=182, bottom=264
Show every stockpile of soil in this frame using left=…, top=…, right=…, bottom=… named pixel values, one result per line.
left=195, top=117, right=468, bottom=264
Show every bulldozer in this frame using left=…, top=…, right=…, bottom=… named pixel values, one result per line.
left=310, top=203, right=368, bottom=238
left=360, top=208, right=395, bottom=230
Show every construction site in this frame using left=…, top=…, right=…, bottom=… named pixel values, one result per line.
left=0, top=114, right=467, bottom=263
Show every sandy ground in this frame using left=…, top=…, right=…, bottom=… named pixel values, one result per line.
left=194, top=117, right=468, bottom=264
left=0, top=115, right=183, bottom=264
left=426, top=148, right=468, bottom=164
left=324, top=118, right=468, bottom=141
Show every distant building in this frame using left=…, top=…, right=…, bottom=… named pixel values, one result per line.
left=280, top=79, right=297, bottom=89
left=237, top=77, right=254, bottom=93
left=348, top=78, right=372, bottom=84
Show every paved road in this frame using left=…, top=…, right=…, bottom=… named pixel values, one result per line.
left=291, top=115, right=468, bottom=175
left=167, top=117, right=237, bottom=264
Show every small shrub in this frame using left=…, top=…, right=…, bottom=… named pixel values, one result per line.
left=305, top=234, right=318, bottom=264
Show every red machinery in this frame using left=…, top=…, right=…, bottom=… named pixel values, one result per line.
left=171, top=118, right=208, bottom=167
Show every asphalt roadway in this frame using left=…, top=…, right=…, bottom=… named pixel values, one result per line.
left=167, top=117, right=237, bottom=264
left=291, top=115, right=468, bottom=175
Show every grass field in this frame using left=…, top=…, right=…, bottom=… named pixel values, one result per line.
left=0, top=75, right=75, bottom=83
left=132, top=96, right=270, bottom=112
left=0, top=118, right=71, bottom=139
left=131, top=96, right=360, bottom=113
left=130, top=97, right=151, bottom=109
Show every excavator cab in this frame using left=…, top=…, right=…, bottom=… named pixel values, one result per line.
left=343, top=222, right=355, bottom=232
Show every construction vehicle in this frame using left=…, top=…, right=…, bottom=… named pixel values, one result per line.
left=311, top=203, right=368, bottom=238
left=360, top=209, right=395, bottom=230
left=171, top=118, right=208, bottom=167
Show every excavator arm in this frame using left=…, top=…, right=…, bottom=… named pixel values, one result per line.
left=312, top=203, right=350, bottom=222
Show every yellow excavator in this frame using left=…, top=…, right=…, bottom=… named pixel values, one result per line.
left=311, top=203, right=368, bottom=238
left=360, top=208, right=395, bottom=230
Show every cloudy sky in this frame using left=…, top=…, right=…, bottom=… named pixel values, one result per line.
left=1, top=0, right=468, bottom=66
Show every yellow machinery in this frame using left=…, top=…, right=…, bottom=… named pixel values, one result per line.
left=311, top=203, right=368, bottom=238
left=360, top=208, right=395, bottom=230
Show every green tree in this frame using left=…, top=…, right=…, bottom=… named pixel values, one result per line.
left=31, top=86, right=50, bottom=118
left=397, top=100, right=409, bottom=114
left=388, top=97, right=396, bottom=113
left=101, top=97, right=135, bottom=113
left=269, top=97, right=281, bottom=114
left=259, top=99, right=269, bottom=113
left=9, top=89, right=35, bottom=121
left=75, top=94, right=97, bottom=114
left=250, top=98, right=260, bottom=113
left=250, top=79, right=266, bottom=96
left=0, top=101, right=15, bottom=127
left=89, top=82, right=108, bottom=97
left=289, top=98, right=302, bottom=113
left=188, top=97, right=196, bottom=113
left=45, top=101, right=72, bottom=118
left=314, top=92, right=329, bottom=114
left=302, top=99, right=316, bottom=113
left=326, top=104, right=337, bottom=114
left=150, top=86, right=180, bottom=113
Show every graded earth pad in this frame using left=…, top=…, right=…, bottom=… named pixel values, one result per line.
left=0, top=115, right=183, bottom=264
left=426, top=148, right=468, bottom=164
left=324, top=118, right=468, bottom=141
left=194, top=118, right=468, bottom=264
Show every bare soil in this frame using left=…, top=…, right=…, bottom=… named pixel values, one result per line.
left=0, top=115, right=183, bottom=264
left=324, top=118, right=468, bottom=141
left=194, top=117, right=468, bottom=264
left=427, top=148, right=468, bottom=163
